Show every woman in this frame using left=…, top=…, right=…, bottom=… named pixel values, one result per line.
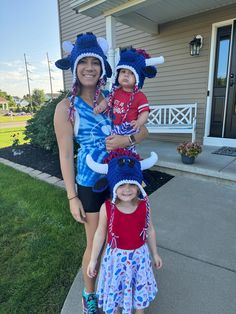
left=54, top=32, right=148, bottom=314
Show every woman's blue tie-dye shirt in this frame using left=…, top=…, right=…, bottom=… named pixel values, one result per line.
left=73, top=95, right=111, bottom=187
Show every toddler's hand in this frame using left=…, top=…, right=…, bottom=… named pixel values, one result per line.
left=153, top=253, right=163, bottom=269
left=130, top=120, right=141, bottom=130
left=93, top=105, right=104, bottom=115
left=93, top=101, right=107, bottom=115
left=87, top=261, right=97, bottom=278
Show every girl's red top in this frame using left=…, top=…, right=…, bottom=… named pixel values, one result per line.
left=105, top=199, right=146, bottom=250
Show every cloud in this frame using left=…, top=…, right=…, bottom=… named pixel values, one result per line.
left=0, top=59, right=63, bottom=97
left=0, top=60, right=24, bottom=67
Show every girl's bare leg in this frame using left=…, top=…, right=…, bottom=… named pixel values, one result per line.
left=82, top=212, right=100, bottom=292
left=136, top=309, right=145, bottom=314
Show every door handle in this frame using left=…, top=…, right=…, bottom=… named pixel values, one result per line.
left=229, top=73, right=236, bottom=87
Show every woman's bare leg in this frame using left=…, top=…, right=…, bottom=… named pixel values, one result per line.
left=82, top=212, right=100, bottom=292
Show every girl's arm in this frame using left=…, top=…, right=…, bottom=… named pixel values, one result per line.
left=105, top=125, right=149, bottom=151
left=54, top=98, right=86, bottom=223
left=130, top=111, right=149, bottom=130
left=147, top=212, right=163, bottom=269
left=87, top=204, right=108, bottom=278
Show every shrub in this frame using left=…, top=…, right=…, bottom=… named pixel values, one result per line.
left=24, top=91, right=68, bottom=154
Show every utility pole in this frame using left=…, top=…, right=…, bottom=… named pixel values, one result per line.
left=24, top=53, right=32, bottom=106
left=46, top=52, right=53, bottom=99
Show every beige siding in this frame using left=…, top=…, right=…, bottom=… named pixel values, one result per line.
left=57, top=1, right=236, bottom=142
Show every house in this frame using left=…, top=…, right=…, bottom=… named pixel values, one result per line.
left=0, top=97, right=9, bottom=110
left=57, top=0, right=236, bottom=147
left=19, top=99, right=30, bottom=107
left=12, top=96, right=21, bottom=106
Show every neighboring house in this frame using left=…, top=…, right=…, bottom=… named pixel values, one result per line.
left=12, top=96, right=21, bottom=106
left=0, top=97, right=9, bottom=110
left=57, top=0, right=236, bottom=147
left=19, top=99, right=30, bottom=107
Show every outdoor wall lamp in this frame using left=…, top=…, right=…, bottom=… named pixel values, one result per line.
left=189, top=35, right=203, bottom=56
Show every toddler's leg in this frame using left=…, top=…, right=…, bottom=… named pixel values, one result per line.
left=135, top=309, right=144, bottom=314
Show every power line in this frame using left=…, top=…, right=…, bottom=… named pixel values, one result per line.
left=24, top=53, right=32, bottom=106
left=46, top=52, right=53, bottom=99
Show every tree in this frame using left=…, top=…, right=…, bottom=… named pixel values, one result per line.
left=24, top=91, right=68, bottom=154
left=31, top=89, right=46, bottom=107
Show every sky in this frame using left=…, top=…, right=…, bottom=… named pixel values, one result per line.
left=0, top=0, right=64, bottom=98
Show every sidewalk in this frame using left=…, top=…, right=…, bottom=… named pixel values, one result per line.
left=61, top=175, right=236, bottom=314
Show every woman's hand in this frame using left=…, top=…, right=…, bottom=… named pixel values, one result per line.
left=105, top=134, right=129, bottom=151
left=69, top=197, right=86, bottom=223
left=105, top=125, right=149, bottom=151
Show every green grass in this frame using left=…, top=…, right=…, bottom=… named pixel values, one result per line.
left=0, top=115, right=32, bottom=123
left=0, top=164, right=86, bottom=313
left=0, top=127, right=29, bottom=148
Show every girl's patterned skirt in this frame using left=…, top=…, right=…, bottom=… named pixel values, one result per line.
left=97, top=243, right=158, bottom=314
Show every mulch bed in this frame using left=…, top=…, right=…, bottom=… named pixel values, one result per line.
left=0, top=144, right=62, bottom=179
left=0, top=144, right=174, bottom=195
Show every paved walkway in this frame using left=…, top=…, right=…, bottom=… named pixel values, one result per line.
left=0, top=121, right=27, bottom=128
left=1, top=141, right=236, bottom=313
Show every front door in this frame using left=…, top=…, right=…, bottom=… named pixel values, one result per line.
left=225, top=20, right=236, bottom=138
left=210, top=21, right=236, bottom=139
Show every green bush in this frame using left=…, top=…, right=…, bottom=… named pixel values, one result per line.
left=24, top=92, right=68, bottom=154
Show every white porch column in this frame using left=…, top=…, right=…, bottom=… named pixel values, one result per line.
left=106, top=15, right=116, bottom=88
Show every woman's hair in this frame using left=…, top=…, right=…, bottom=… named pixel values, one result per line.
left=68, top=71, right=106, bottom=122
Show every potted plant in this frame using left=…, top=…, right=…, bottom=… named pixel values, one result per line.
left=177, top=141, right=202, bottom=164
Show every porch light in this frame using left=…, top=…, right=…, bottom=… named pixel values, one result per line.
left=189, top=35, right=203, bottom=56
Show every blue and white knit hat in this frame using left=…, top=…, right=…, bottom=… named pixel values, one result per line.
left=114, top=48, right=164, bottom=89
left=86, top=148, right=158, bottom=203
left=55, top=32, right=112, bottom=121
left=55, top=32, right=112, bottom=84
left=86, top=149, right=158, bottom=246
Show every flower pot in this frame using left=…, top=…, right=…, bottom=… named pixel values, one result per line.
left=181, top=154, right=195, bottom=164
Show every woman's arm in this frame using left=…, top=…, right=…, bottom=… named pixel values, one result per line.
left=87, top=204, right=107, bottom=278
left=54, top=99, right=86, bottom=223
left=147, top=212, right=163, bottom=269
left=105, top=125, right=149, bottom=151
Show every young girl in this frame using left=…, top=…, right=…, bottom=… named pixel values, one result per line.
left=94, top=48, right=164, bottom=151
left=86, top=149, right=163, bottom=314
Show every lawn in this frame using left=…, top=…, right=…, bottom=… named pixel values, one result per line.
left=0, top=115, right=32, bottom=123
left=0, top=127, right=29, bottom=148
left=0, top=163, right=86, bottom=313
